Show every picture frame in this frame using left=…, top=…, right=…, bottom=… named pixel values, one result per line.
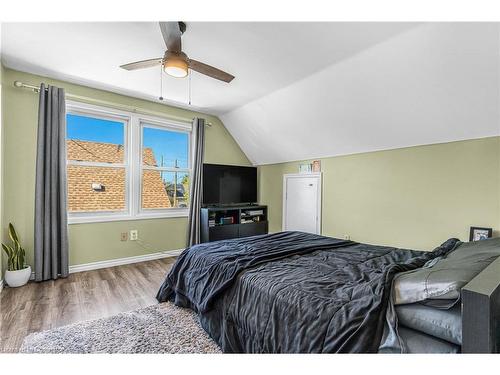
left=312, top=160, right=321, bottom=173
left=469, top=226, right=493, bottom=242
left=299, top=163, right=312, bottom=173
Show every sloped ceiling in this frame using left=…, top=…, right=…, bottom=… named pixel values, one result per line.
left=221, top=23, right=500, bottom=165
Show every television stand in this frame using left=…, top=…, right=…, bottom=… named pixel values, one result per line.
left=200, top=205, right=268, bottom=243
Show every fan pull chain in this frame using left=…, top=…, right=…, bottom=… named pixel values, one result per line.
left=188, top=68, right=192, bottom=105
left=159, top=65, right=164, bottom=101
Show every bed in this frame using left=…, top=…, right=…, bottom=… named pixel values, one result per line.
left=156, top=231, right=500, bottom=353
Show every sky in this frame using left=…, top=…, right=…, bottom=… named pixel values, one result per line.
left=67, top=113, right=189, bottom=169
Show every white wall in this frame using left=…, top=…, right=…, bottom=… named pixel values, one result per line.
left=221, top=23, right=500, bottom=165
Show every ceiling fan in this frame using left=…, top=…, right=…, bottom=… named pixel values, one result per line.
left=120, top=22, right=234, bottom=83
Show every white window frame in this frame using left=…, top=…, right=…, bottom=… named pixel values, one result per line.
left=66, top=101, right=192, bottom=224
left=138, top=120, right=192, bottom=218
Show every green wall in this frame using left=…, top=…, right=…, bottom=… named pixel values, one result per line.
left=1, top=68, right=250, bottom=270
left=259, top=137, right=500, bottom=251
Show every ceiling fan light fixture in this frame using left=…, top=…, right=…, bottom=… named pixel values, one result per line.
left=120, top=22, right=234, bottom=83
left=163, top=57, right=188, bottom=78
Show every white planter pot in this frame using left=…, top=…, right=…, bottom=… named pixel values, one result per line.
left=5, top=266, right=31, bottom=287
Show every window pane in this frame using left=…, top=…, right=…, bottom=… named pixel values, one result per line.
left=67, top=114, right=125, bottom=163
left=142, top=171, right=189, bottom=209
left=67, top=165, right=126, bottom=212
left=142, top=126, right=189, bottom=168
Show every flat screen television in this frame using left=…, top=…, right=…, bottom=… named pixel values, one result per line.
left=203, top=164, right=257, bottom=206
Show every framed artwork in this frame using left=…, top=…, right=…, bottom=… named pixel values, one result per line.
left=469, top=227, right=493, bottom=242
left=312, top=160, right=321, bottom=172
left=299, top=163, right=312, bottom=173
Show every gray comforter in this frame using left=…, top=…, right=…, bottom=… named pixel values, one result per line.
left=157, top=231, right=459, bottom=353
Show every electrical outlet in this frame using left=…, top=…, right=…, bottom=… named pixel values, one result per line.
left=120, top=232, right=128, bottom=241
left=344, top=234, right=350, bottom=240
left=130, top=230, right=138, bottom=241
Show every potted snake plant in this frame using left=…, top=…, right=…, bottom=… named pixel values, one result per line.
left=2, top=223, right=31, bottom=287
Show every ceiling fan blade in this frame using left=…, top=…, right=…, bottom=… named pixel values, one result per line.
left=188, top=59, right=235, bottom=83
left=120, top=58, right=163, bottom=71
left=159, top=22, right=182, bottom=52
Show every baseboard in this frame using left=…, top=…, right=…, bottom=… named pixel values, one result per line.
left=28, top=248, right=184, bottom=280
left=69, top=249, right=183, bottom=274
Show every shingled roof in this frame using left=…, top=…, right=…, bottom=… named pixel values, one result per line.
left=67, top=140, right=171, bottom=212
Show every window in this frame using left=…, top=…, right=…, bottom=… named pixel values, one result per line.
left=141, top=125, right=190, bottom=209
left=66, top=113, right=128, bottom=215
left=66, top=102, right=192, bottom=223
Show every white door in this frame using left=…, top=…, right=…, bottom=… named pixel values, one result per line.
left=283, top=173, right=322, bottom=234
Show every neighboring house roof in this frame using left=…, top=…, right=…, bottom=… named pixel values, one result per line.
left=67, top=140, right=171, bottom=212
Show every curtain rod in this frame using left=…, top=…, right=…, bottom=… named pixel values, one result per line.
left=13, top=80, right=212, bottom=127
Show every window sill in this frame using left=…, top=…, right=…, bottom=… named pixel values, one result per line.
left=68, top=210, right=189, bottom=225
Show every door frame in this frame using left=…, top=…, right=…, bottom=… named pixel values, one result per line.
left=282, top=172, right=322, bottom=234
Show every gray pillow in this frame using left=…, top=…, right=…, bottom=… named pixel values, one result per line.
left=396, top=326, right=460, bottom=353
left=394, top=237, right=500, bottom=306
left=396, top=303, right=462, bottom=345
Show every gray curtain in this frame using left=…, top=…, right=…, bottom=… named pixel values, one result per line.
left=34, top=84, right=69, bottom=281
left=187, top=118, right=205, bottom=247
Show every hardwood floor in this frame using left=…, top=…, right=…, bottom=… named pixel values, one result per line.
left=0, top=257, right=175, bottom=353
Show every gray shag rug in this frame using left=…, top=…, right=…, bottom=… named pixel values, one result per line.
left=20, top=303, right=222, bottom=354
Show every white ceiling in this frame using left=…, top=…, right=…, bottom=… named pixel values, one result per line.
left=2, top=22, right=499, bottom=165
left=1, top=22, right=417, bottom=114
